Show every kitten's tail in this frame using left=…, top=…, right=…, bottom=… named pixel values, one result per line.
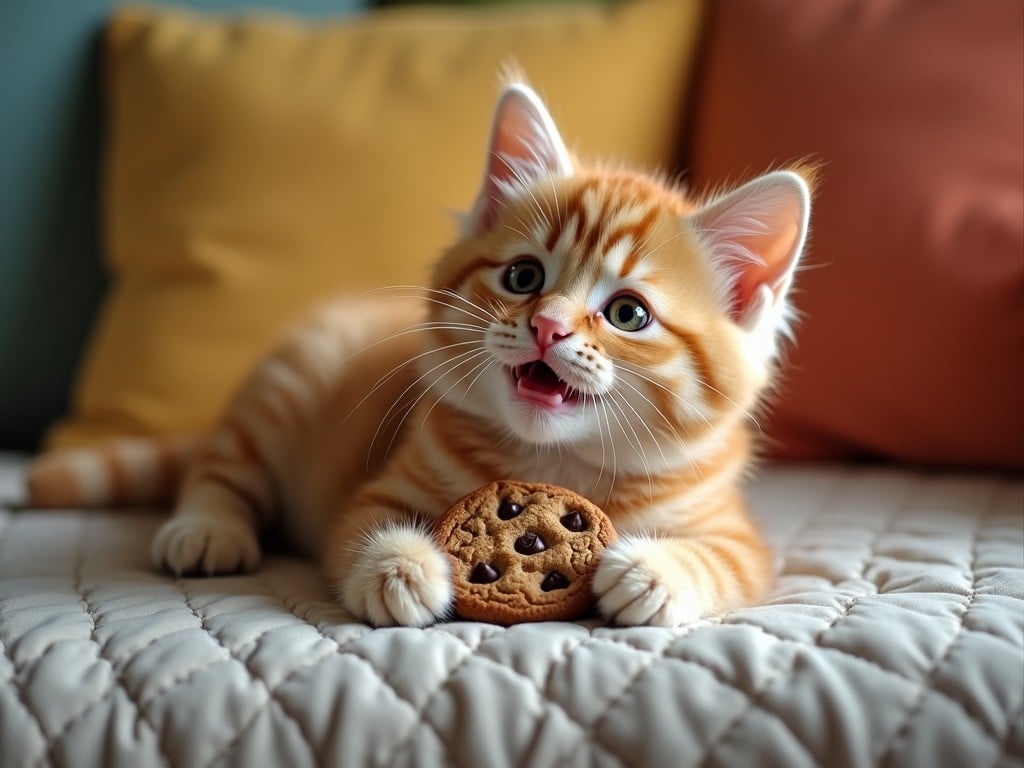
left=25, top=436, right=200, bottom=508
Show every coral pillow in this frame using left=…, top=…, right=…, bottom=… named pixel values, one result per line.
left=688, top=0, right=1024, bottom=470
left=49, top=0, right=704, bottom=447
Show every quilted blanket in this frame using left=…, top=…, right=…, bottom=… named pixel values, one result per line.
left=1, top=456, right=1021, bottom=768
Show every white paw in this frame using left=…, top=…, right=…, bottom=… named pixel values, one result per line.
left=340, top=525, right=452, bottom=627
left=593, top=537, right=702, bottom=627
left=152, top=515, right=261, bottom=576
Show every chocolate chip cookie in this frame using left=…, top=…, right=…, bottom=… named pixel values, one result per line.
left=437, top=481, right=617, bottom=624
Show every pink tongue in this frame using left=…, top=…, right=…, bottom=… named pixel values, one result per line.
left=517, top=363, right=566, bottom=407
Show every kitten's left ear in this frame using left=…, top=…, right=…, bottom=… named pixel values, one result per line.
left=688, top=170, right=812, bottom=333
left=468, top=83, right=574, bottom=234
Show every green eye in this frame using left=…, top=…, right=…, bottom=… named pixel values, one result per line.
left=502, top=258, right=545, bottom=294
left=605, top=295, right=651, bottom=332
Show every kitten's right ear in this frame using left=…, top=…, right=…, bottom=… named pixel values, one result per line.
left=468, top=83, right=574, bottom=234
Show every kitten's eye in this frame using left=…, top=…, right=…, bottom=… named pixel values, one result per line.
left=604, top=295, right=651, bottom=332
left=502, top=258, right=545, bottom=294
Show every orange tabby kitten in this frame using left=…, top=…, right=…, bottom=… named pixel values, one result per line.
left=28, top=82, right=812, bottom=627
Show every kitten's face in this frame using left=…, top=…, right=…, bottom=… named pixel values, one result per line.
left=425, top=173, right=757, bottom=459
left=416, top=82, right=809, bottom=462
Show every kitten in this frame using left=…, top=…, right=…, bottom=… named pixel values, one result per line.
left=28, top=81, right=813, bottom=628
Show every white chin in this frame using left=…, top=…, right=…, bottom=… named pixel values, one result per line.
left=503, top=400, right=594, bottom=445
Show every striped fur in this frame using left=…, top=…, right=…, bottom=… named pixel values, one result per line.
left=28, top=82, right=813, bottom=628
left=27, top=436, right=197, bottom=508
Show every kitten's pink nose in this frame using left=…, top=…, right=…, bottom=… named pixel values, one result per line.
left=531, top=314, right=573, bottom=351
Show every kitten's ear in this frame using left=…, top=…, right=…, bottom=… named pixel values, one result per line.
left=688, top=170, right=812, bottom=332
left=468, top=83, right=574, bottom=234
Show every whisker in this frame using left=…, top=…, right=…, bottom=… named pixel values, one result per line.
left=436, top=287, right=500, bottom=323
left=376, top=345, right=485, bottom=430
left=615, top=361, right=714, bottom=433
left=596, top=398, right=618, bottom=504
left=376, top=349, right=490, bottom=467
left=608, top=387, right=678, bottom=472
left=612, top=373, right=712, bottom=489
left=417, top=296, right=495, bottom=326
left=365, top=345, right=486, bottom=467
left=368, top=285, right=496, bottom=325
left=611, top=369, right=707, bottom=484
left=342, top=338, right=486, bottom=423
left=602, top=392, right=654, bottom=502
left=612, top=366, right=697, bottom=443
left=329, top=318, right=488, bottom=376
left=408, top=320, right=489, bottom=332
left=418, top=352, right=495, bottom=433
left=583, top=394, right=606, bottom=495
left=616, top=357, right=760, bottom=432
left=696, top=380, right=762, bottom=432
left=455, top=358, right=497, bottom=412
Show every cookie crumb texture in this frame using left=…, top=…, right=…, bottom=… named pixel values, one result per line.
left=437, top=481, right=618, bottom=624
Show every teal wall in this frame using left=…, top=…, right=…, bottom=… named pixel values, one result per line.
left=0, top=0, right=370, bottom=450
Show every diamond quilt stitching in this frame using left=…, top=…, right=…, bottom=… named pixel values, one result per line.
left=706, top=583, right=1017, bottom=750
left=441, top=629, right=648, bottom=768
left=693, top=600, right=864, bottom=768
left=376, top=631, right=498, bottom=768
left=873, top=586, right=980, bottom=765
left=0, top=633, right=48, bottom=767
left=875, top=488, right=993, bottom=766
left=176, top=577, right=328, bottom=768
left=547, top=636, right=676, bottom=768
left=685, top=472, right=919, bottom=765
left=1, top=461, right=1021, bottom=768
left=44, top=515, right=172, bottom=768
left=217, top=566, right=471, bottom=768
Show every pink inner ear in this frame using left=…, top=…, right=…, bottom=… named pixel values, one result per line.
left=732, top=217, right=803, bottom=316
left=471, top=85, right=572, bottom=234
left=689, top=172, right=810, bottom=323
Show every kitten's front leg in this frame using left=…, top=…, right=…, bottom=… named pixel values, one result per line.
left=152, top=486, right=262, bottom=576
left=593, top=527, right=771, bottom=627
left=325, top=492, right=453, bottom=627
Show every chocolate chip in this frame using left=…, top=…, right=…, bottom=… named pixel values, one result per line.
left=497, top=500, right=523, bottom=520
left=560, top=511, right=586, bottom=531
left=515, top=532, right=546, bottom=555
left=469, top=563, right=500, bottom=584
left=541, top=571, right=570, bottom=591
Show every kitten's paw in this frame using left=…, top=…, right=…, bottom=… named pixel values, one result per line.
left=339, top=525, right=452, bottom=627
left=593, top=537, right=702, bottom=627
left=152, top=516, right=261, bottom=576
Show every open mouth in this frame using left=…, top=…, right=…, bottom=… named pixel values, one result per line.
left=511, top=362, right=580, bottom=409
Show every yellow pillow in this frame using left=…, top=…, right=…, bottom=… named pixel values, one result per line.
left=48, top=0, right=704, bottom=448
